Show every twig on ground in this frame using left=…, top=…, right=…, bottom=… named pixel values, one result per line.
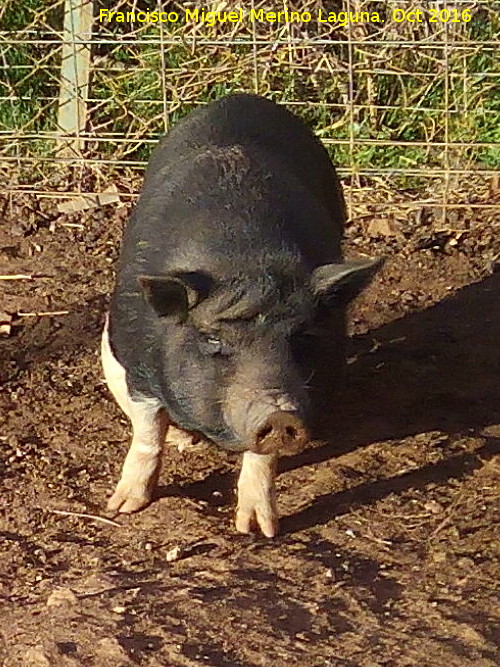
left=48, top=509, right=121, bottom=527
left=0, top=274, right=36, bottom=280
left=18, top=310, right=69, bottom=317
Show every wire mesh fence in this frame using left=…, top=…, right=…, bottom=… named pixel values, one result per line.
left=1, top=0, right=499, bottom=223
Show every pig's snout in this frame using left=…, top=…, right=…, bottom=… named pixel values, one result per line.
left=251, top=411, right=308, bottom=456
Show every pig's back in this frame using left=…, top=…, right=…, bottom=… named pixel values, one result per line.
left=145, top=93, right=345, bottom=227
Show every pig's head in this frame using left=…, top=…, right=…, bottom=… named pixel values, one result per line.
left=138, top=256, right=382, bottom=454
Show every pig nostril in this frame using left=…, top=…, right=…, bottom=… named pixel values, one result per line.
left=257, top=425, right=273, bottom=441
left=252, top=412, right=308, bottom=455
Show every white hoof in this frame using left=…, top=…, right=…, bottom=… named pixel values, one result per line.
left=235, top=501, right=278, bottom=538
left=107, top=479, right=154, bottom=513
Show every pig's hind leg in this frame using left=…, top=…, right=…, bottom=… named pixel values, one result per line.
left=101, top=317, right=168, bottom=513
left=236, top=452, right=278, bottom=538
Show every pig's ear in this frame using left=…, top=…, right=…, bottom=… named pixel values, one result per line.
left=138, top=272, right=213, bottom=321
left=310, top=258, right=384, bottom=307
left=138, top=275, right=190, bottom=320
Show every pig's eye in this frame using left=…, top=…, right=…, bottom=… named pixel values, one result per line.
left=292, top=328, right=318, bottom=344
left=290, top=328, right=318, bottom=362
left=199, top=336, right=232, bottom=357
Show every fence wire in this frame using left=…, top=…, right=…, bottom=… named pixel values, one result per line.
left=0, top=0, right=499, bottom=223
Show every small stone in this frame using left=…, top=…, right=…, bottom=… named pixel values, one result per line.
left=0, top=311, right=12, bottom=336
left=166, top=546, right=182, bottom=562
left=424, top=500, right=443, bottom=514
left=46, top=587, right=78, bottom=608
left=112, top=605, right=126, bottom=614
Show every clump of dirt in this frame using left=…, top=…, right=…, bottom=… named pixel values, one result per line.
left=0, top=190, right=499, bottom=666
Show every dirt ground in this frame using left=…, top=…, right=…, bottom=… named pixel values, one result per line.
left=0, top=188, right=499, bottom=667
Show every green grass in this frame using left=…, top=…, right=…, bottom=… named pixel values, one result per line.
left=0, top=0, right=61, bottom=156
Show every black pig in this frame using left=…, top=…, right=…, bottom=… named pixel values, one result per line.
left=102, top=93, right=381, bottom=537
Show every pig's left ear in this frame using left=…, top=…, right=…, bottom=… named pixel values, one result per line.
left=138, top=271, right=213, bottom=321
left=310, top=258, right=384, bottom=308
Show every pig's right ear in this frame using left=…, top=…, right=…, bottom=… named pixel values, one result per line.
left=138, top=272, right=212, bottom=321
left=310, top=258, right=384, bottom=308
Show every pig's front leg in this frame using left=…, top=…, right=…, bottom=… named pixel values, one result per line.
left=108, top=398, right=168, bottom=513
left=102, top=317, right=169, bottom=513
left=236, top=452, right=278, bottom=538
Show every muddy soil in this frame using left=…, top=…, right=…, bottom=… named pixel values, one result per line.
left=0, top=191, right=499, bottom=666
